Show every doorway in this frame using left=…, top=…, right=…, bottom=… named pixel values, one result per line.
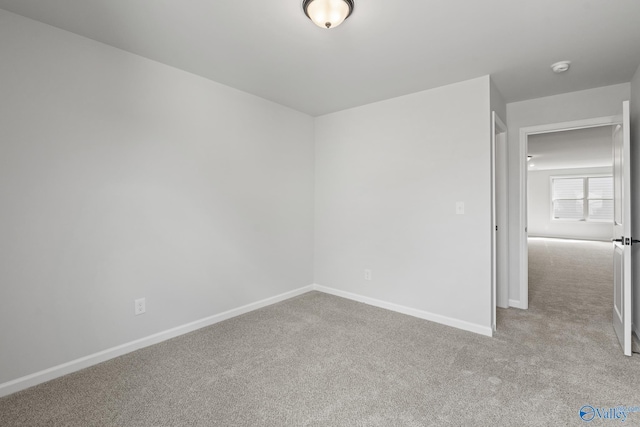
left=516, top=116, right=620, bottom=309
left=526, top=125, right=615, bottom=313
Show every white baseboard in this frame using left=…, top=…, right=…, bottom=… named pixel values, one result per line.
left=508, top=299, right=527, bottom=309
left=0, top=285, right=314, bottom=398
left=313, top=284, right=493, bottom=337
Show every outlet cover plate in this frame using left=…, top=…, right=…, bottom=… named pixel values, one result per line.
left=135, top=298, right=146, bottom=315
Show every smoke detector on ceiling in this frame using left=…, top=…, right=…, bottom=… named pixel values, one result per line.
left=551, top=61, right=571, bottom=73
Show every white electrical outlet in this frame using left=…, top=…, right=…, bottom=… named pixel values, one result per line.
left=134, top=298, right=146, bottom=316
left=456, top=201, right=465, bottom=215
left=364, top=269, right=372, bottom=281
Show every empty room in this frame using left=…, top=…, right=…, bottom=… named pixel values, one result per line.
left=1, top=1, right=640, bottom=426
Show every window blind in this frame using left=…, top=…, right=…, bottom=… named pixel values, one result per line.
left=551, top=176, right=613, bottom=222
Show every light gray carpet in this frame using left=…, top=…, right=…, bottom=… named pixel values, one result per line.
left=1, top=238, right=639, bottom=426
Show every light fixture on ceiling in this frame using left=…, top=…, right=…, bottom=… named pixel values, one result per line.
left=550, top=60, right=571, bottom=73
left=303, top=0, right=354, bottom=29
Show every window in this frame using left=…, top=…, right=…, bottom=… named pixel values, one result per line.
left=551, top=176, right=613, bottom=222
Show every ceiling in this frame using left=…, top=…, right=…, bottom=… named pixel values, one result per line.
left=1, top=0, right=639, bottom=116
left=527, top=126, right=614, bottom=171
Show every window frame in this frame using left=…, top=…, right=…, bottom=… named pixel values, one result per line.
left=549, top=174, right=613, bottom=223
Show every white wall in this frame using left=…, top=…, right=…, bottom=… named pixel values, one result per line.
left=631, top=64, right=640, bottom=338
left=0, top=10, right=314, bottom=385
left=528, top=167, right=613, bottom=241
left=314, top=76, right=493, bottom=334
left=506, top=84, right=630, bottom=305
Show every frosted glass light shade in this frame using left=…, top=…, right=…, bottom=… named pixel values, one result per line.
left=303, top=0, right=354, bottom=29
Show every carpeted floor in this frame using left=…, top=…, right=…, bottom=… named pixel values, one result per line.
left=1, top=238, right=639, bottom=426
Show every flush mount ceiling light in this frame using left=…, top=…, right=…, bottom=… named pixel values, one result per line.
left=303, top=0, right=354, bottom=29
left=551, top=60, right=571, bottom=73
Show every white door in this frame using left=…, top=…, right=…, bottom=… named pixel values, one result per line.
left=491, top=112, right=497, bottom=332
left=612, top=100, right=632, bottom=356
left=495, top=116, right=508, bottom=309
left=491, top=111, right=508, bottom=332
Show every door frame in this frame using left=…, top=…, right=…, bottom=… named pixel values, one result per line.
left=516, top=115, right=619, bottom=309
left=491, top=112, right=508, bottom=321
left=491, top=111, right=508, bottom=333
